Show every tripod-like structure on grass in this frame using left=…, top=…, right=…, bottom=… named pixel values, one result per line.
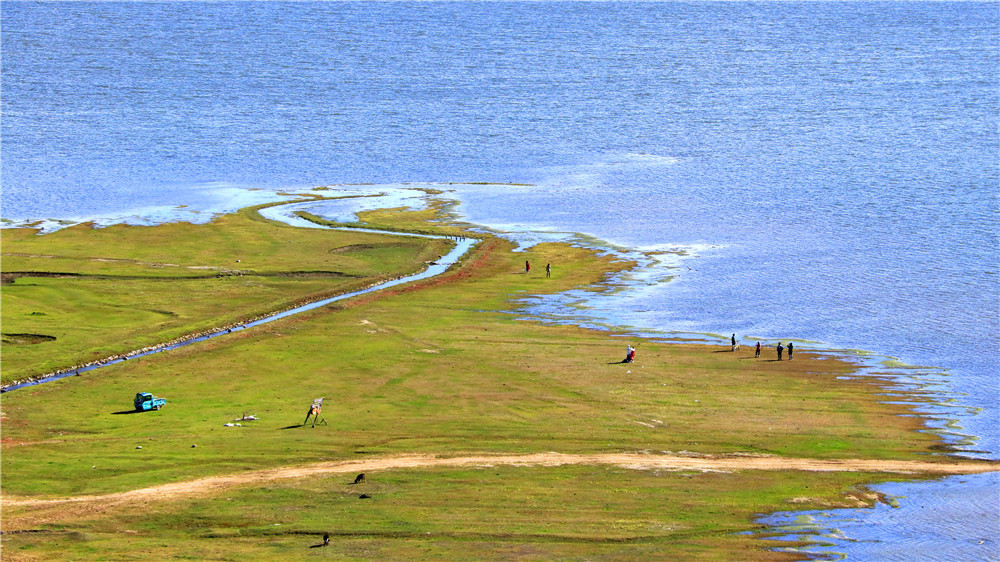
left=303, top=397, right=327, bottom=427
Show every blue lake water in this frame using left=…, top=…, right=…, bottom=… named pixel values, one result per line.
left=2, top=2, right=997, bottom=558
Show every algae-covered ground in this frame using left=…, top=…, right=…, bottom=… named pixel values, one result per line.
left=1, top=201, right=992, bottom=561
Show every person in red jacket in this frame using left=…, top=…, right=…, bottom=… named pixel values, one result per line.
left=624, top=344, right=635, bottom=363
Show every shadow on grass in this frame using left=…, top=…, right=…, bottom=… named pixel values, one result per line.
left=280, top=424, right=306, bottom=430
left=111, top=410, right=144, bottom=415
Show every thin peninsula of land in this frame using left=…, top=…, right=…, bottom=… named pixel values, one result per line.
left=2, top=200, right=993, bottom=560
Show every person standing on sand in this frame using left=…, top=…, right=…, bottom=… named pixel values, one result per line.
left=776, top=342, right=784, bottom=360
left=787, top=341, right=793, bottom=360
left=546, top=263, right=551, bottom=277
left=731, top=334, right=736, bottom=351
left=755, top=341, right=761, bottom=358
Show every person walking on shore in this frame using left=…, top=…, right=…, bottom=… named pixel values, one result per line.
left=776, top=342, right=784, bottom=361
left=731, top=334, right=737, bottom=351
left=755, top=341, right=761, bottom=358
left=787, top=341, right=793, bottom=360
left=546, top=263, right=551, bottom=278
left=525, top=260, right=530, bottom=274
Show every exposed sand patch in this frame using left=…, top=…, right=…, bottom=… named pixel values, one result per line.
left=4, top=452, right=996, bottom=514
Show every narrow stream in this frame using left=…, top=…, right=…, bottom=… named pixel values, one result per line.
left=1, top=209, right=477, bottom=393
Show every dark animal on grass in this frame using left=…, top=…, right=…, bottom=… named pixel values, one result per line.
left=353, top=473, right=366, bottom=484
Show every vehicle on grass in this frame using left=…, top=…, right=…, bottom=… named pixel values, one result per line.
left=134, top=392, right=166, bottom=411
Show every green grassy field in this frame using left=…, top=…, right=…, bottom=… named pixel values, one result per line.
left=5, top=465, right=900, bottom=561
left=1, top=202, right=452, bottom=384
left=0, top=202, right=965, bottom=560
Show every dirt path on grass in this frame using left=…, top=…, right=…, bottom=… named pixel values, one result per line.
left=5, top=452, right=997, bottom=514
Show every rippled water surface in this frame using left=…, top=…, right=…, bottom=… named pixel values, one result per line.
left=3, top=2, right=997, bottom=558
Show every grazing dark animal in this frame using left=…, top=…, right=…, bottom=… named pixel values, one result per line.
left=323, top=533, right=330, bottom=547
left=353, top=473, right=366, bottom=484
left=359, top=493, right=371, bottom=499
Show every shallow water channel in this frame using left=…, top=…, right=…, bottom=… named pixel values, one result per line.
left=1, top=209, right=477, bottom=393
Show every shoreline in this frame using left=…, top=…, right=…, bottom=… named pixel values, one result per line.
left=1, top=192, right=984, bottom=459
left=5, top=199, right=994, bottom=556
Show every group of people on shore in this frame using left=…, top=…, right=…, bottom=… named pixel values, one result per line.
left=618, top=336, right=797, bottom=366
left=524, top=261, right=551, bottom=278
left=733, top=334, right=793, bottom=360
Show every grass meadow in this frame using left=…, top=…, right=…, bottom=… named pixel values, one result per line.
left=1, top=201, right=951, bottom=560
